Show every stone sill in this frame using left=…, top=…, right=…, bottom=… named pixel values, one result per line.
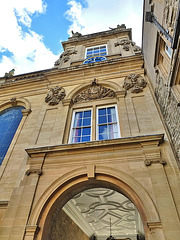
left=26, top=134, right=164, bottom=157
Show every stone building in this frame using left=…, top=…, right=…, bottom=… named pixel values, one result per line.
left=0, top=3, right=180, bottom=240
left=143, top=0, right=180, bottom=161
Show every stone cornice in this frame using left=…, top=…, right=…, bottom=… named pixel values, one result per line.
left=62, top=28, right=132, bottom=46
left=25, top=134, right=164, bottom=157
left=0, top=54, right=143, bottom=88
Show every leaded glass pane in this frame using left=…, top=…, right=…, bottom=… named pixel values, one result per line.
left=82, top=136, right=90, bottom=142
left=108, top=114, right=116, bottom=123
left=99, top=125, right=107, bottom=134
left=82, top=127, right=91, bottom=136
left=98, top=115, right=107, bottom=124
left=0, top=106, right=25, bottom=165
left=84, top=110, right=91, bottom=118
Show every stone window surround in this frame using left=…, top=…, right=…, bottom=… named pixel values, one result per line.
left=68, top=103, right=120, bottom=143
left=85, top=44, right=108, bottom=59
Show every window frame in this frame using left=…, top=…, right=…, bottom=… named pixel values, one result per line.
left=68, top=108, right=93, bottom=144
left=85, top=44, right=108, bottom=59
left=69, top=104, right=120, bottom=144
left=96, top=105, right=121, bottom=141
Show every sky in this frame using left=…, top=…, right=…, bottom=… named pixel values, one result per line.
left=0, top=0, right=143, bottom=77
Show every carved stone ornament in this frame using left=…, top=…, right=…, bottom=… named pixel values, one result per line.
left=109, top=24, right=126, bottom=30
left=54, top=49, right=78, bottom=66
left=71, top=30, right=82, bottom=37
left=45, top=86, right=66, bottom=105
left=10, top=97, right=17, bottom=106
left=114, top=39, right=132, bottom=51
left=144, top=158, right=167, bottom=166
left=25, top=169, right=42, bottom=176
left=4, top=69, right=15, bottom=79
left=74, top=79, right=116, bottom=103
left=163, top=0, right=179, bottom=35
left=132, top=42, right=141, bottom=52
left=123, top=74, right=147, bottom=93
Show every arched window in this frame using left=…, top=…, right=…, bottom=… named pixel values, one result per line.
left=0, top=106, right=25, bottom=165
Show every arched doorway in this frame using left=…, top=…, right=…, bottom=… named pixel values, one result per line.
left=49, top=187, right=145, bottom=240
left=30, top=168, right=162, bottom=240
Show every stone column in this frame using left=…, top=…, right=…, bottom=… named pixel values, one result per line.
left=0, top=154, right=45, bottom=240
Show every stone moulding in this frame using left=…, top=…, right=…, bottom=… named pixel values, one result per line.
left=25, top=134, right=164, bottom=157
left=25, top=225, right=40, bottom=237
left=45, top=86, right=66, bottom=105
left=123, top=74, right=147, bottom=93
left=73, top=78, right=116, bottom=103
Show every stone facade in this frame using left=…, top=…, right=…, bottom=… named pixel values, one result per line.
left=0, top=24, right=179, bottom=240
left=143, top=0, right=180, bottom=163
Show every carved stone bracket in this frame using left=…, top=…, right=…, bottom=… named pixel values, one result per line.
left=144, top=158, right=167, bottom=166
left=45, top=86, right=66, bottom=105
left=54, top=49, right=78, bottom=66
left=25, top=169, right=42, bottom=176
left=141, top=143, right=166, bottom=166
left=123, top=74, right=147, bottom=93
left=73, top=78, right=116, bottom=103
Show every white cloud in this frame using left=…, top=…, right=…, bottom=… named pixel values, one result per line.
left=66, top=0, right=143, bottom=46
left=0, top=0, right=58, bottom=76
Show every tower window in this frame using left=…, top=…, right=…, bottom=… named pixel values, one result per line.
left=83, top=45, right=107, bottom=64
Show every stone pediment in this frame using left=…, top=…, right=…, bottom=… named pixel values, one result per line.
left=73, top=79, right=116, bottom=103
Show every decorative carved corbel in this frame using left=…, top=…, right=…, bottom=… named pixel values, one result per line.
left=144, top=158, right=167, bottom=166
left=25, top=169, right=42, bottom=176
left=45, top=86, right=66, bottom=105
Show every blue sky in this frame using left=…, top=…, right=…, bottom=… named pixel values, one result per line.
left=0, top=0, right=143, bottom=76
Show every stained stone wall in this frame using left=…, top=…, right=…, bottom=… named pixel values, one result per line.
left=155, top=73, right=180, bottom=161
left=48, top=209, right=89, bottom=240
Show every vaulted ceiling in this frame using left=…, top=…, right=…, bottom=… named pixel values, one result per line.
left=63, top=188, right=143, bottom=240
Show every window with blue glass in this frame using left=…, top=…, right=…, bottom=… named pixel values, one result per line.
left=70, top=109, right=92, bottom=143
left=0, top=106, right=25, bottom=165
left=83, top=45, right=107, bottom=64
left=97, top=106, right=120, bottom=140
left=69, top=105, right=120, bottom=143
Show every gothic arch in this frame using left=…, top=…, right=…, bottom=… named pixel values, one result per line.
left=0, top=97, right=31, bottom=113
left=65, top=80, right=124, bottom=102
left=27, top=166, right=161, bottom=240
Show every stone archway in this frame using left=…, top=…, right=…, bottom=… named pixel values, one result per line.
left=50, top=186, right=145, bottom=240
left=26, top=167, right=164, bottom=240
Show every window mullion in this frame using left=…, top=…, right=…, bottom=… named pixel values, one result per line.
left=92, top=105, right=96, bottom=141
